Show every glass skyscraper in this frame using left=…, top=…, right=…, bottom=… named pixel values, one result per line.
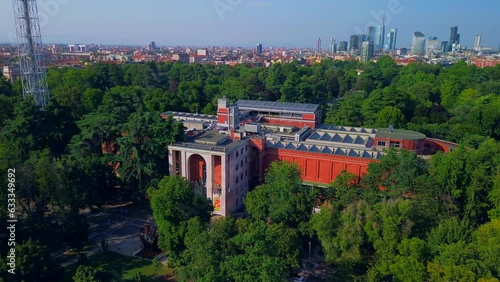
left=361, top=41, right=374, bottom=62
left=411, top=31, right=426, bottom=55
left=387, top=29, right=397, bottom=50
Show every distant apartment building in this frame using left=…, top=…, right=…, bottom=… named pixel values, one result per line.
left=197, top=49, right=208, bottom=56
left=349, top=35, right=361, bottom=51
left=361, top=41, right=374, bottom=62
left=189, top=55, right=206, bottom=64
left=256, top=44, right=263, bottom=55
left=474, top=58, right=500, bottom=68
left=397, top=48, right=408, bottom=56
left=172, top=53, right=190, bottom=64
left=78, top=45, right=87, bottom=53
left=2, top=66, right=20, bottom=83
left=338, top=41, right=348, bottom=52
left=411, top=32, right=426, bottom=55
left=68, top=44, right=76, bottom=52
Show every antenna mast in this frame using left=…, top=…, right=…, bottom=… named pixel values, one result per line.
left=12, top=0, right=50, bottom=108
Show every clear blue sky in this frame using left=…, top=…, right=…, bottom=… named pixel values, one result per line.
left=0, top=0, right=498, bottom=49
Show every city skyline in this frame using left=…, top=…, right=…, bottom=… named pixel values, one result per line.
left=0, top=0, right=499, bottom=49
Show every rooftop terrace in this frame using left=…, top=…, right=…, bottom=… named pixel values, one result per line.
left=235, top=100, right=320, bottom=115
left=265, top=140, right=383, bottom=160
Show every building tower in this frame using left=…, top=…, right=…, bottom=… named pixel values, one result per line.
left=256, top=43, right=263, bottom=55
left=448, top=26, right=459, bottom=51
left=387, top=28, right=398, bottom=50
left=368, top=26, right=378, bottom=45
left=380, top=13, right=386, bottom=49
left=361, top=41, right=374, bottom=62
left=316, top=37, right=322, bottom=54
left=12, top=0, right=50, bottom=108
left=474, top=35, right=481, bottom=52
left=330, top=38, right=336, bottom=54
left=411, top=32, right=426, bottom=55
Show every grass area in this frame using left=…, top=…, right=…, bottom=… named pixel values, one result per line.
left=60, top=251, right=175, bottom=282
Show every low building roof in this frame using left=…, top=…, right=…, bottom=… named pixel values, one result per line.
left=235, top=100, right=320, bottom=115
left=375, top=128, right=426, bottom=140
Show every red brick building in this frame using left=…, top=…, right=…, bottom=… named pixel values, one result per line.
left=163, top=98, right=455, bottom=216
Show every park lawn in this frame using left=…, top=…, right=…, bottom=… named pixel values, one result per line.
left=60, top=251, right=175, bottom=281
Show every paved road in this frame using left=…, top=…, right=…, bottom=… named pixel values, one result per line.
left=55, top=205, right=157, bottom=267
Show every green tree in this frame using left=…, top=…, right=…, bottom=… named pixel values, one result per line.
left=245, top=161, right=318, bottom=234
left=73, top=265, right=105, bottom=282
left=0, top=238, right=60, bottom=282
left=374, top=106, right=407, bottom=129
left=148, top=176, right=213, bottom=262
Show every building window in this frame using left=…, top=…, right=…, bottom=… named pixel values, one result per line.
left=241, top=173, right=243, bottom=181
left=241, top=160, right=244, bottom=167
left=377, top=141, right=387, bottom=147
left=390, top=141, right=401, bottom=148
left=236, top=151, right=239, bottom=158
left=241, top=148, right=244, bottom=154
left=236, top=177, right=239, bottom=184
left=245, top=170, right=248, bottom=177
left=236, top=164, right=239, bottom=171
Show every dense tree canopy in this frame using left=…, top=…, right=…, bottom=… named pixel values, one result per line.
left=0, top=59, right=499, bottom=281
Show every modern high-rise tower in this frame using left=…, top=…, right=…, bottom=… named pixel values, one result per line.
left=379, top=13, right=386, bottom=49
left=338, top=41, right=348, bottom=52
left=316, top=37, right=322, bottom=53
left=368, top=26, right=378, bottom=46
left=361, top=41, right=374, bottom=62
left=256, top=43, right=263, bottom=55
left=448, top=26, right=459, bottom=51
left=330, top=38, right=337, bottom=54
left=411, top=32, right=426, bottom=55
left=12, top=0, right=50, bottom=108
left=474, top=35, right=481, bottom=51
left=387, top=29, right=398, bottom=50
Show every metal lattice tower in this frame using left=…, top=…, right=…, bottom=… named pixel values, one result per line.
left=12, top=0, right=50, bottom=108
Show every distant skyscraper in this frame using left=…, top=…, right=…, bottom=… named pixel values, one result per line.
left=256, top=43, right=263, bottom=55
left=316, top=37, right=322, bottom=53
left=368, top=26, right=378, bottom=46
left=361, top=41, right=374, bottom=62
left=448, top=26, right=459, bottom=51
left=441, top=41, right=449, bottom=53
left=330, top=38, right=336, bottom=54
left=349, top=34, right=361, bottom=51
left=474, top=35, right=481, bottom=51
left=78, top=44, right=86, bottom=53
left=412, top=32, right=426, bottom=55
left=147, top=41, right=156, bottom=50
left=380, top=13, right=386, bottom=49
left=426, top=36, right=439, bottom=53
left=387, top=29, right=398, bottom=50
left=68, top=44, right=76, bottom=52
left=368, top=26, right=384, bottom=50
left=338, top=41, right=348, bottom=52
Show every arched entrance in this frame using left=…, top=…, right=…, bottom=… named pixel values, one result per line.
left=188, top=154, right=207, bottom=197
